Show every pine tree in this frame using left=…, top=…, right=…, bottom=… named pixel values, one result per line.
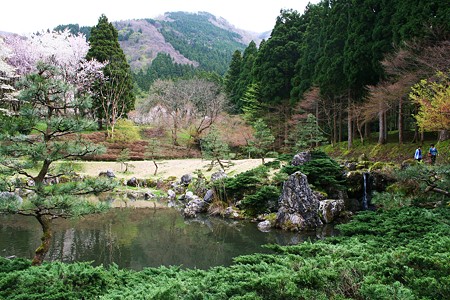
left=201, top=126, right=230, bottom=170
left=292, top=113, right=327, bottom=152
left=247, top=118, right=275, bottom=164
left=0, top=63, right=116, bottom=266
left=224, top=50, right=242, bottom=110
left=86, top=14, right=135, bottom=131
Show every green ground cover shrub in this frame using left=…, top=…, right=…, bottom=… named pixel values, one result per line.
left=281, top=151, right=345, bottom=194
left=2, top=207, right=449, bottom=299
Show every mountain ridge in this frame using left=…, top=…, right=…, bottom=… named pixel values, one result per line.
left=1, top=11, right=269, bottom=76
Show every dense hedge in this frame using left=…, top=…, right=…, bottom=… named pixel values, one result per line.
left=1, top=207, right=449, bottom=299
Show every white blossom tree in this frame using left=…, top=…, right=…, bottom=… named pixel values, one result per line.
left=3, top=30, right=106, bottom=115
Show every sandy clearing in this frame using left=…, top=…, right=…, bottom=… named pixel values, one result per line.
left=77, top=158, right=272, bottom=180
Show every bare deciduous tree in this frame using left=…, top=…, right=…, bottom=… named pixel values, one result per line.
left=141, top=78, right=227, bottom=147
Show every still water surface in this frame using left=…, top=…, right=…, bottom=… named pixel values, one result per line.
left=0, top=208, right=336, bottom=270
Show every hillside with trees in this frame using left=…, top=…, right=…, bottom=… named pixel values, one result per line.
left=225, top=0, right=450, bottom=152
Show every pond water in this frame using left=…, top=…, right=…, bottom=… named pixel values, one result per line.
left=0, top=208, right=337, bottom=270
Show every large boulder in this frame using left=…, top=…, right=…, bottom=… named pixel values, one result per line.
left=183, top=197, right=207, bottom=218
left=210, top=170, right=227, bottom=182
left=180, top=174, right=193, bottom=186
left=99, top=170, right=116, bottom=178
left=275, top=171, right=323, bottom=231
left=318, top=199, right=345, bottom=223
left=292, top=151, right=312, bottom=166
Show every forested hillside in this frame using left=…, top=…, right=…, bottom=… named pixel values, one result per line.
left=54, top=11, right=267, bottom=93
left=225, top=0, right=450, bottom=151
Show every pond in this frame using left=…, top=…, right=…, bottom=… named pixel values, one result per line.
left=0, top=208, right=337, bottom=270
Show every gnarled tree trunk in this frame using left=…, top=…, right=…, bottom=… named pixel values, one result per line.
left=32, top=215, right=53, bottom=266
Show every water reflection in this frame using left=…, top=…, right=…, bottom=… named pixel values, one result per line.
left=0, top=208, right=337, bottom=270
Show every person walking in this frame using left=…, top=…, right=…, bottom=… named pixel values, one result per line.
left=414, top=146, right=422, bottom=162
left=428, top=144, right=438, bottom=165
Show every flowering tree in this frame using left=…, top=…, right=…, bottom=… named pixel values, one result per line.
left=0, top=37, right=18, bottom=114
left=3, top=30, right=105, bottom=114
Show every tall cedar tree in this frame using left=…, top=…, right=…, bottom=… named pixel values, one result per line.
left=254, top=9, right=305, bottom=104
left=224, top=50, right=243, bottom=111
left=86, top=14, right=135, bottom=129
left=234, top=41, right=258, bottom=112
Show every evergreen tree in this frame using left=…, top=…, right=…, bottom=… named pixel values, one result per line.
left=201, top=126, right=230, bottom=170
left=241, top=83, right=263, bottom=123
left=224, top=50, right=242, bottom=111
left=86, top=14, right=135, bottom=129
left=247, top=118, right=275, bottom=164
left=234, top=41, right=258, bottom=111
left=254, top=9, right=305, bottom=104
left=292, top=113, right=327, bottom=152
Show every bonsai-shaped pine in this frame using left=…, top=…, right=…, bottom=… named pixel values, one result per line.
left=0, top=63, right=116, bottom=266
left=201, top=126, right=230, bottom=171
left=117, top=148, right=134, bottom=173
left=145, top=138, right=160, bottom=175
left=246, top=118, right=275, bottom=164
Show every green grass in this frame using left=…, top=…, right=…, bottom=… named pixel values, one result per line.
left=321, top=131, right=449, bottom=164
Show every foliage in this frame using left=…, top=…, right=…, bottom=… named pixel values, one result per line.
left=410, top=71, right=450, bottom=132
left=0, top=62, right=116, bottom=266
left=86, top=14, right=135, bottom=130
left=201, top=126, right=230, bottom=168
left=54, top=23, right=92, bottom=40
left=133, top=53, right=197, bottom=92
left=371, top=191, right=412, bottom=210
left=240, top=185, right=280, bottom=216
left=389, top=164, right=450, bottom=204
left=108, top=119, right=141, bottom=143
left=158, top=12, right=246, bottom=75
left=281, top=151, right=345, bottom=194
left=1, top=207, right=449, bottom=299
left=291, top=113, right=327, bottom=152
left=214, top=165, right=270, bottom=204
left=246, top=118, right=275, bottom=164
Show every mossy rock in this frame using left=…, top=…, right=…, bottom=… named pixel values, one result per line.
left=401, top=158, right=419, bottom=169
left=369, top=161, right=395, bottom=172
left=58, top=175, right=71, bottom=183
left=143, top=178, right=158, bottom=188
left=164, top=176, right=178, bottom=183
left=358, top=153, right=369, bottom=162
left=356, top=160, right=373, bottom=170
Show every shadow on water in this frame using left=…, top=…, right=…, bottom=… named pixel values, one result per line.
left=0, top=208, right=338, bottom=270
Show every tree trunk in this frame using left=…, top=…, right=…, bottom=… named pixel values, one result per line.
left=438, top=130, right=449, bottom=141
left=347, top=96, right=353, bottom=150
left=398, top=97, right=403, bottom=144
left=378, top=110, right=386, bottom=144
left=153, top=160, right=158, bottom=176
left=333, top=106, right=337, bottom=146
left=35, top=159, right=52, bottom=184
left=364, top=122, right=370, bottom=140
left=32, top=215, right=52, bottom=266
left=338, top=104, right=342, bottom=143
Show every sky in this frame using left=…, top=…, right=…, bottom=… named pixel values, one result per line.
left=0, top=0, right=319, bottom=35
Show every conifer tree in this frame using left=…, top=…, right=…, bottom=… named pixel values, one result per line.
left=247, top=118, right=275, bottom=164
left=224, top=50, right=242, bottom=110
left=292, top=113, right=327, bottom=152
left=86, top=14, right=135, bottom=131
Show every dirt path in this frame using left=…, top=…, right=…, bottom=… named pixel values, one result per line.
left=77, top=158, right=270, bottom=180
